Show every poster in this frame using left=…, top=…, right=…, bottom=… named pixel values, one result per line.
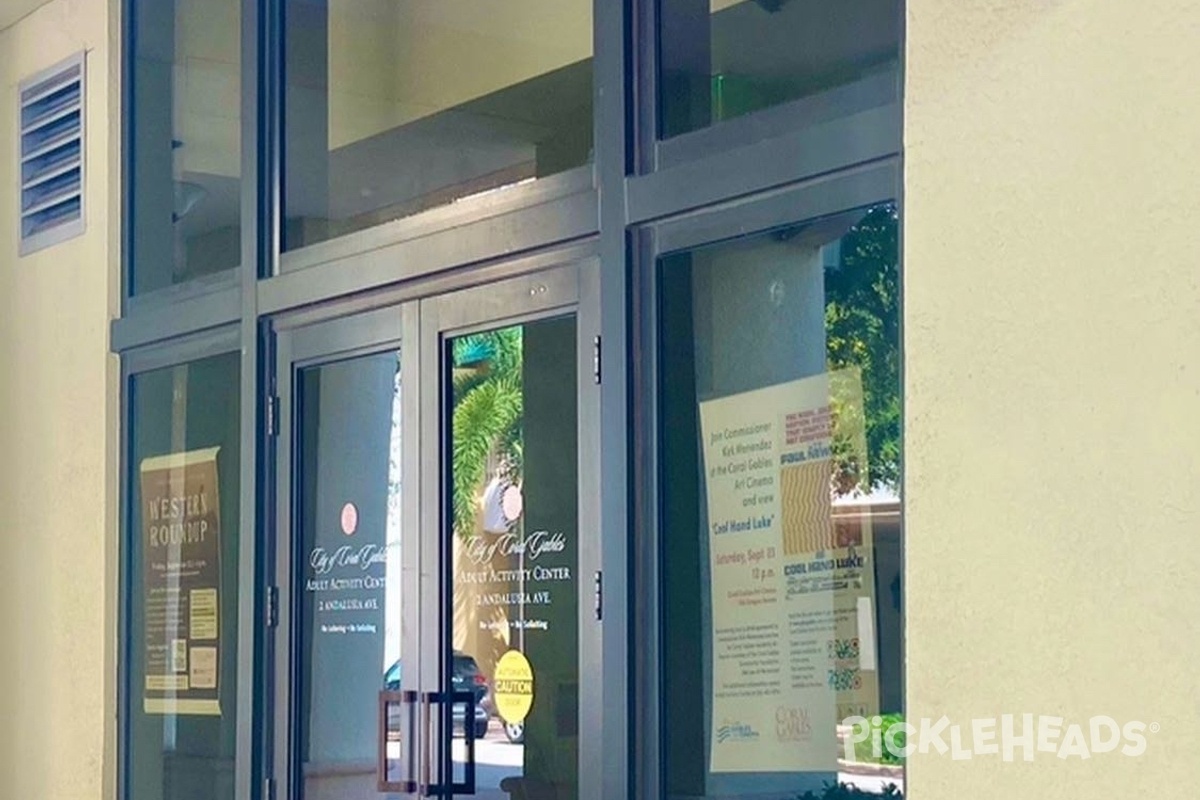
left=700, top=369, right=879, bottom=773
left=140, top=447, right=223, bottom=716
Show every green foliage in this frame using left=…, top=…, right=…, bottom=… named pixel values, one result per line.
left=796, top=782, right=903, bottom=800
left=851, top=712, right=907, bottom=766
left=825, top=204, right=900, bottom=493
left=453, top=328, right=523, bottom=395
left=451, top=327, right=524, bottom=540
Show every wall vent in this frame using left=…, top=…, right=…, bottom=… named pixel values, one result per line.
left=19, top=52, right=85, bottom=256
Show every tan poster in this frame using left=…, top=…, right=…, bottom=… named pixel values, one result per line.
left=140, top=447, right=222, bottom=716
left=699, top=370, right=879, bottom=773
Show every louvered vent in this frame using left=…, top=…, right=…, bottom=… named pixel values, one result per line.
left=19, top=53, right=85, bottom=256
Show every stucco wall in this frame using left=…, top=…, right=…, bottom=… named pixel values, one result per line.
left=0, top=0, right=118, bottom=798
left=905, top=1, right=1200, bottom=798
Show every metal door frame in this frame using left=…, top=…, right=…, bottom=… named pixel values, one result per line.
left=418, top=259, right=602, bottom=799
left=266, top=252, right=601, bottom=800
left=271, top=303, right=422, bottom=800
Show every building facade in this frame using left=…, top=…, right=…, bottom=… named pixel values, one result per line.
left=1, top=1, right=1199, bottom=799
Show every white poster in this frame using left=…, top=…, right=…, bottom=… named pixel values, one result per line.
left=700, top=369, right=879, bottom=773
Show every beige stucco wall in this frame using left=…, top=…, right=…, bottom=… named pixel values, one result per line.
left=905, top=1, right=1200, bottom=798
left=0, top=0, right=118, bottom=798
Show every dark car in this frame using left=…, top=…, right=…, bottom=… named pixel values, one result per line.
left=384, top=651, right=491, bottom=740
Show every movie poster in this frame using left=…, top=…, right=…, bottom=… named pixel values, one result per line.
left=140, top=447, right=222, bottom=716
left=699, top=370, right=879, bottom=773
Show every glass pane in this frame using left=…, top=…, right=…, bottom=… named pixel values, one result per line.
left=659, top=204, right=904, bottom=797
left=131, top=0, right=242, bottom=294
left=448, top=318, right=579, bottom=799
left=296, top=350, right=406, bottom=799
left=127, top=352, right=241, bottom=800
left=659, top=0, right=901, bottom=139
left=283, top=0, right=594, bottom=252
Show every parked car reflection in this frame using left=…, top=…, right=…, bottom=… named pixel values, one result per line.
left=383, top=651, right=492, bottom=740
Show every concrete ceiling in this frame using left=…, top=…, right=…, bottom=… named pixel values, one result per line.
left=0, top=0, right=54, bottom=32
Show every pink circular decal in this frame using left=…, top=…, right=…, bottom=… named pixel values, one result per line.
left=341, top=503, right=359, bottom=536
left=502, top=485, right=524, bottom=522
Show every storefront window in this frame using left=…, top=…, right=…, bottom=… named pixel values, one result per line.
left=658, top=0, right=901, bottom=139
left=130, top=0, right=242, bottom=294
left=283, top=0, right=594, bottom=252
left=658, top=204, right=903, bottom=797
left=126, top=353, right=241, bottom=800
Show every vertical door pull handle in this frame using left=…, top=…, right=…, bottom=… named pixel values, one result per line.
left=449, top=690, right=478, bottom=794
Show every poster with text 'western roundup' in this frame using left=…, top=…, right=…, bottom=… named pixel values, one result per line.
left=700, top=370, right=879, bottom=773
left=140, top=447, right=222, bottom=716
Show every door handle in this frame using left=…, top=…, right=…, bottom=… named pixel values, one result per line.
left=421, top=691, right=436, bottom=797
left=415, top=690, right=475, bottom=797
left=377, top=689, right=419, bottom=794
left=449, top=690, right=477, bottom=795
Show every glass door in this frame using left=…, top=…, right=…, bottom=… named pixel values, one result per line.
left=418, top=263, right=600, bottom=800
left=272, top=261, right=601, bottom=800
left=273, top=306, right=423, bottom=800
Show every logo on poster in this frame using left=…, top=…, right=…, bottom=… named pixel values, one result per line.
left=716, top=720, right=761, bottom=743
left=776, top=707, right=813, bottom=742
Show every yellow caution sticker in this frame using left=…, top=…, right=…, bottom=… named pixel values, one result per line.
left=493, top=649, right=534, bottom=724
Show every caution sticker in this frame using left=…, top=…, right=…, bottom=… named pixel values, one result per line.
left=493, top=649, right=534, bottom=724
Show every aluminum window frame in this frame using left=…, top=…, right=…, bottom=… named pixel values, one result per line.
left=631, top=157, right=904, bottom=800
left=271, top=0, right=603, bottom=278
left=112, top=0, right=902, bottom=798
left=634, top=0, right=904, bottom=179
left=117, top=326, right=247, bottom=800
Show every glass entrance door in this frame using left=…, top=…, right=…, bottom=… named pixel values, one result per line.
left=273, top=263, right=599, bottom=800
left=274, top=306, right=422, bottom=800
left=419, top=265, right=598, bottom=800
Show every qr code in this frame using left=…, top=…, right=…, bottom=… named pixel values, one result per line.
left=170, top=639, right=188, bottom=673
left=827, top=638, right=860, bottom=661
left=827, top=667, right=863, bottom=692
